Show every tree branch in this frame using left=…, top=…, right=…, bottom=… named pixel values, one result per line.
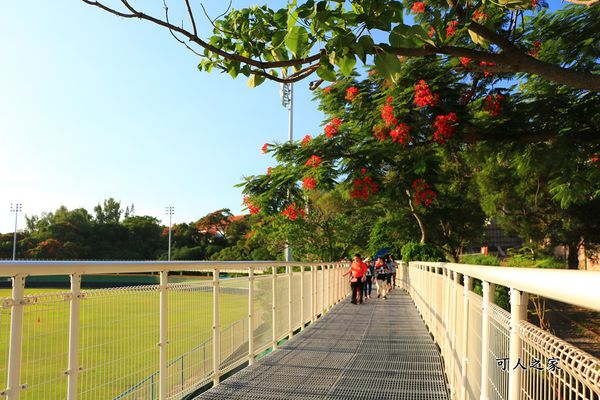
left=184, top=0, right=198, bottom=37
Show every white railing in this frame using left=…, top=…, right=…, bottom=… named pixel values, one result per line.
left=0, top=260, right=349, bottom=400
left=400, top=262, right=600, bottom=400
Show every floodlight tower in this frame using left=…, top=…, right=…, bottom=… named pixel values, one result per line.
left=280, top=83, right=293, bottom=263
left=10, top=203, right=22, bottom=261
left=165, top=206, right=174, bottom=261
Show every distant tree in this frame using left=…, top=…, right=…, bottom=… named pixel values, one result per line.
left=122, top=215, right=163, bottom=259
left=94, top=198, right=122, bottom=224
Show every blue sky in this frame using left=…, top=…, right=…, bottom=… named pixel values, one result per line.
left=0, top=1, right=328, bottom=233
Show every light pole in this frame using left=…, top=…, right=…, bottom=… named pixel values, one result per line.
left=10, top=203, right=22, bottom=261
left=165, top=206, right=174, bottom=261
left=280, top=83, right=294, bottom=263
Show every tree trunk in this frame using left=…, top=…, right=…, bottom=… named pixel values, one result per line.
left=567, top=242, right=580, bottom=270
left=406, top=190, right=426, bottom=244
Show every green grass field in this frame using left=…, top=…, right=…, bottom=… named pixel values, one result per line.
left=0, top=278, right=257, bottom=399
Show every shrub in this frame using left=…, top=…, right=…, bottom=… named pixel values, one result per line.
left=460, top=254, right=500, bottom=266
left=401, top=241, right=446, bottom=263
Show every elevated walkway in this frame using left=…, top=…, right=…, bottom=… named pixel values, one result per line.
left=195, top=289, right=449, bottom=400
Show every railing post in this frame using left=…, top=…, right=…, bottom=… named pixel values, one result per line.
left=508, top=288, right=528, bottom=400
left=433, top=267, right=439, bottom=342
left=461, top=275, right=472, bottom=400
left=212, top=269, right=220, bottom=387
left=300, top=266, right=305, bottom=328
left=272, top=266, right=277, bottom=350
left=248, top=267, right=254, bottom=365
left=66, top=273, right=81, bottom=400
left=450, top=271, right=459, bottom=399
left=288, top=265, right=293, bottom=338
left=311, top=266, right=316, bottom=322
left=6, top=274, right=25, bottom=400
left=158, top=271, right=168, bottom=399
left=321, top=266, right=326, bottom=314
left=480, top=281, right=494, bottom=400
left=324, top=265, right=329, bottom=311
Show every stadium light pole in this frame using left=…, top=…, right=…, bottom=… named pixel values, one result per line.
left=10, top=203, right=22, bottom=261
left=165, top=206, right=174, bottom=261
left=280, top=83, right=293, bottom=263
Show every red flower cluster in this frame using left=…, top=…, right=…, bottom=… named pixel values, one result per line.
left=528, top=40, right=542, bottom=57
left=281, top=203, right=305, bottom=221
left=480, top=61, right=496, bottom=77
left=243, top=197, right=261, bottom=215
left=345, top=87, right=359, bottom=101
left=484, top=94, right=504, bottom=117
left=368, top=70, right=377, bottom=77
left=302, top=177, right=317, bottom=190
left=433, top=113, right=459, bottom=144
left=305, top=155, right=322, bottom=168
left=267, top=167, right=273, bottom=175
left=532, top=0, right=539, bottom=7
left=350, top=176, right=379, bottom=201
left=390, top=123, right=412, bottom=146
left=411, top=2, right=425, bottom=13
left=460, top=57, right=471, bottom=68
left=361, top=167, right=367, bottom=174
left=414, top=80, right=439, bottom=108
left=381, top=101, right=398, bottom=126
left=324, top=117, right=342, bottom=138
left=428, top=26, right=436, bottom=38
left=323, top=85, right=333, bottom=93
left=412, top=179, right=437, bottom=207
left=446, top=21, right=459, bottom=38
left=472, top=10, right=488, bottom=21
left=591, top=156, right=600, bottom=167
left=373, top=126, right=387, bottom=142
left=301, top=134, right=311, bottom=146
left=261, top=143, right=269, bottom=153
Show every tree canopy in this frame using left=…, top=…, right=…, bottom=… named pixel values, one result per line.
left=82, top=0, right=599, bottom=91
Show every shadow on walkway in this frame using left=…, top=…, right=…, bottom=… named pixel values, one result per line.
left=195, top=289, right=449, bottom=400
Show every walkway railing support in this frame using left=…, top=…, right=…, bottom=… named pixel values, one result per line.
left=158, top=270, right=168, bottom=399
left=461, top=275, right=472, bottom=400
left=450, top=271, right=459, bottom=399
left=67, top=273, right=81, bottom=400
left=288, top=267, right=293, bottom=338
left=6, top=274, right=25, bottom=400
left=212, top=269, right=220, bottom=387
left=272, top=266, right=278, bottom=350
left=300, top=266, right=305, bottom=327
left=480, top=281, right=494, bottom=400
left=248, top=267, right=254, bottom=366
left=311, top=266, right=316, bottom=322
left=508, top=288, right=528, bottom=400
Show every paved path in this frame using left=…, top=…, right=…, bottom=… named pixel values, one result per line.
left=195, top=289, right=449, bottom=400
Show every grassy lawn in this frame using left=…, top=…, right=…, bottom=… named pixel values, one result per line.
left=0, top=279, right=254, bottom=399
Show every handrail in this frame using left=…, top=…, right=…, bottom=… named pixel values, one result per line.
left=0, top=260, right=345, bottom=277
left=412, top=261, right=600, bottom=312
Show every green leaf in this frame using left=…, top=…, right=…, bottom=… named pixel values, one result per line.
left=285, top=26, right=309, bottom=57
left=355, top=35, right=374, bottom=63
left=374, top=52, right=402, bottom=82
left=337, top=54, right=356, bottom=76
left=247, top=74, right=266, bottom=88
left=316, top=59, right=336, bottom=81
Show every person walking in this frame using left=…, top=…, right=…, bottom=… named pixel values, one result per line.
left=362, top=257, right=374, bottom=299
left=375, top=257, right=389, bottom=299
left=385, top=256, right=395, bottom=292
left=343, top=253, right=368, bottom=304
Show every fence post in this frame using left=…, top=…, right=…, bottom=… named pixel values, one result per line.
left=66, top=273, right=81, bottom=400
left=461, top=275, right=472, bottom=400
left=6, top=274, right=25, bottom=400
left=300, top=266, right=305, bottom=328
left=311, top=266, right=316, bottom=322
left=157, top=271, right=168, bottom=399
left=288, top=266, right=293, bottom=338
left=450, top=271, right=459, bottom=399
left=325, top=265, right=329, bottom=311
left=212, top=269, right=220, bottom=387
left=248, top=267, right=254, bottom=366
left=272, top=266, right=278, bottom=350
left=480, top=281, right=494, bottom=400
left=508, top=288, right=528, bottom=400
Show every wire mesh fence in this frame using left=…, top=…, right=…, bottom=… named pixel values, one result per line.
left=0, top=262, right=347, bottom=400
left=404, top=262, right=600, bottom=400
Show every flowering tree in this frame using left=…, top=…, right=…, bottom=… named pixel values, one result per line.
left=81, top=1, right=599, bottom=91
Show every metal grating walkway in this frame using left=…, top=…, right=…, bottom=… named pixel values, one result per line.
left=195, top=289, right=449, bottom=400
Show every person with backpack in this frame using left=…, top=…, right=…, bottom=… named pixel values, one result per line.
left=374, top=257, right=389, bottom=299
left=362, top=257, right=374, bottom=300
left=343, top=253, right=368, bottom=304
